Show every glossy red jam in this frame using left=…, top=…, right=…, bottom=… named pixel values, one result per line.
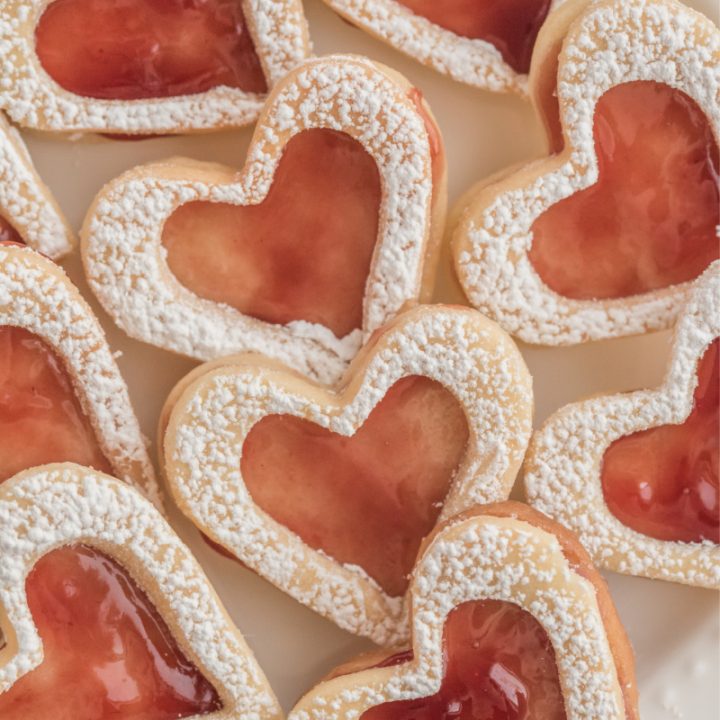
left=396, top=0, right=552, bottom=73
left=362, top=600, right=566, bottom=720
left=0, top=545, right=221, bottom=719
left=35, top=0, right=266, bottom=100
left=0, top=326, right=112, bottom=482
left=0, top=217, right=22, bottom=245
left=163, top=128, right=382, bottom=338
left=241, top=375, right=469, bottom=596
left=530, top=81, right=720, bottom=300
left=602, top=339, right=719, bottom=544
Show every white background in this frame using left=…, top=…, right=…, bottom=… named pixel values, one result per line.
left=20, top=0, right=720, bottom=716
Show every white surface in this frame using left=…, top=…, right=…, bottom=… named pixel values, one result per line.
left=19, top=0, right=720, bottom=716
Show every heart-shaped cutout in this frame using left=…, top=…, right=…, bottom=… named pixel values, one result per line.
left=602, top=338, right=718, bottom=544
left=83, top=55, right=445, bottom=384
left=242, top=375, right=469, bottom=597
left=529, top=80, right=719, bottom=300
left=0, top=465, right=282, bottom=720
left=289, top=503, right=639, bottom=720
left=0, top=326, right=112, bottom=481
left=322, top=0, right=560, bottom=94
left=525, top=261, right=720, bottom=587
left=0, top=0, right=309, bottom=133
left=0, top=244, right=159, bottom=505
left=36, top=0, right=267, bottom=101
left=0, top=544, right=221, bottom=719
left=0, top=115, right=72, bottom=258
left=162, top=305, right=533, bottom=645
left=162, top=128, right=382, bottom=338
left=453, top=0, right=720, bottom=345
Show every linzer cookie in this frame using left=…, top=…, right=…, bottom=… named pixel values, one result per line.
left=0, top=243, right=159, bottom=506
left=322, top=0, right=564, bottom=94
left=0, top=114, right=72, bottom=257
left=525, top=262, right=719, bottom=588
left=161, top=305, right=533, bottom=645
left=452, top=0, right=719, bottom=344
left=0, top=0, right=310, bottom=134
left=82, top=55, right=446, bottom=383
left=289, top=503, right=639, bottom=720
left=0, top=464, right=282, bottom=720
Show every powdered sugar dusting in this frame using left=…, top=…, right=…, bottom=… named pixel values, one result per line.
left=289, top=513, right=626, bottom=720
left=0, top=245, right=160, bottom=507
left=0, top=0, right=310, bottom=132
left=0, top=114, right=72, bottom=257
left=0, top=465, right=282, bottom=720
left=321, top=0, right=566, bottom=94
left=525, top=262, right=720, bottom=587
left=83, top=55, right=437, bottom=384
left=164, top=306, right=533, bottom=645
left=454, top=0, right=720, bottom=345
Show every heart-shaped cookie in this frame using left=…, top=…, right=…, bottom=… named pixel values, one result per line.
left=0, top=464, right=282, bottom=720
left=525, top=262, right=719, bottom=587
left=0, top=244, right=159, bottom=506
left=82, top=55, right=446, bottom=384
left=289, top=502, right=639, bottom=720
left=0, top=0, right=309, bottom=134
left=322, top=0, right=564, bottom=95
left=0, top=114, right=72, bottom=257
left=452, top=0, right=719, bottom=345
left=162, top=305, right=533, bottom=645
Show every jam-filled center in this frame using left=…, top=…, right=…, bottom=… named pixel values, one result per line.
left=35, top=0, right=267, bottom=100
left=602, top=338, right=719, bottom=544
left=529, top=81, right=720, bottom=300
left=0, top=218, right=23, bottom=245
left=0, top=326, right=112, bottom=482
left=162, top=128, right=383, bottom=339
left=0, top=545, right=221, bottom=719
left=395, top=0, right=552, bottom=73
left=240, top=375, right=469, bottom=597
left=362, top=600, right=566, bottom=720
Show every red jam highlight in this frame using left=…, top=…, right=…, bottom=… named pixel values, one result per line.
left=530, top=81, right=720, bottom=300
left=602, top=339, right=719, bottom=544
left=396, top=0, right=552, bottom=73
left=241, top=375, right=469, bottom=597
left=0, top=217, right=23, bottom=245
left=0, top=326, right=112, bottom=482
left=0, top=545, right=221, bottom=719
left=163, top=128, right=382, bottom=338
left=362, top=600, right=566, bottom=720
left=35, top=0, right=267, bottom=100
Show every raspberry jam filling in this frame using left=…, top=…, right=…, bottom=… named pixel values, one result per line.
left=0, top=218, right=22, bottom=245
left=0, top=326, right=112, bottom=482
left=395, top=0, right=552, bottom=73
left=241, top=375, right=469, bottom=596
left=0, top=545, right=221, bottom=719
left=602, top=339, right=719, bottom=544
left=363, top=600, right=566, bottom=720
left=162, top=128, right=382, bottom=339
left=530, top=81, right=720, bottom=300
left=35, top=0, right=266, bottom=101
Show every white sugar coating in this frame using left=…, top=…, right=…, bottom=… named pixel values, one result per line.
left=322, top=0, right=566, bottom=94
left=0, top=245, right=160, bottom=507
left=0, top=466, right=282, bottom=720
left=289, top=514, right=626, bottom=720
left=83, top=55, right=436, bottom=384
left=455, top=0, right=720, bottom=345
left=166, top=307, right=533, bottom=646
left=0, top=0, right=309, bottom=132
left=525, top=262, right=720, bottom=588
left=0, top=114, right=72, bottom=258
